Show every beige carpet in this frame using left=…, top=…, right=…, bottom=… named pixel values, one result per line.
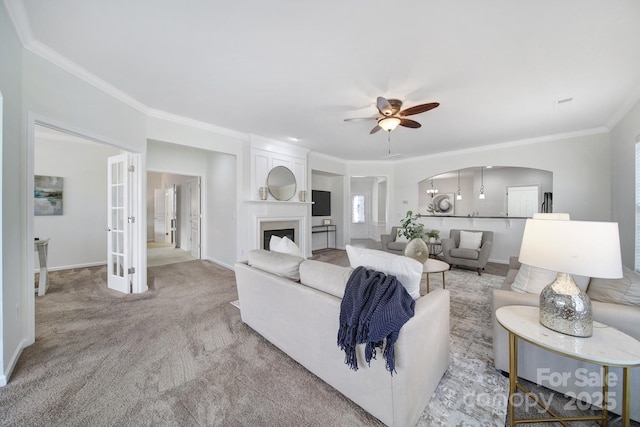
left=147, top=242, right=197, bottom=267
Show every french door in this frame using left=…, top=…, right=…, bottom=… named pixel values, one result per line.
left=186, top=177, right=201, bottom=259
left=107, top=154, right=131, bottom=293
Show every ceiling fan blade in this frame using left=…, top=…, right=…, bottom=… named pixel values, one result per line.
left=399, top=102, right=440, bottom=117
left=376, top=97, right=394, bottom=116
left=370, top=124, right=382, bottom=134
left=399, top=118, right=422, bottom=129
left=344, top=116, right=378, bottom=122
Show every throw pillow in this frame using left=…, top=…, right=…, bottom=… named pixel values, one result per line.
left=459, top=230, right=483, bottom=250
left=511, top=264, right=590, bottom=294
left=345, top=245, right=422, bottom=300
left=587, top=266, right=640, bottom=307
left=248, top=249, right=304, bottom=281
left=270, top=235, right=303, bottom=258
left=269, top=235, right=281, bottom=250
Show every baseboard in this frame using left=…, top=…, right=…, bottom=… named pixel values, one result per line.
left=34, top=261, right=107, bottom=274
left=1, top=337, right=29, bottom=387
left=204, top=257, right=234, bottom=271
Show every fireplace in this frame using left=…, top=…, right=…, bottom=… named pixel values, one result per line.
left=263, top=228, right=295, bottom=250
left=258, top=219, right=301, bottom=252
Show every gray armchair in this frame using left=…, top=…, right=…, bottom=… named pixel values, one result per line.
left=441, top=229, right=493, bottom=275
left=380, top=226, right=406, bottom=255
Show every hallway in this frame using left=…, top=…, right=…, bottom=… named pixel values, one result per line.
left=147, top=242, right=197, bottom=267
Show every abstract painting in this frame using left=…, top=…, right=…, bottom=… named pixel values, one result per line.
left=427, top=193, right=455, bottom=216
left=35, top=175, right=63, bottom=215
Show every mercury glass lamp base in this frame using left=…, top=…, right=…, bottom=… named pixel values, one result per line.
left=539, top=272, right=593, bottom=337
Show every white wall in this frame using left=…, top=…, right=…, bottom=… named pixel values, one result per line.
left=0, top=4, right=23, bottom=386
left=34, top=134, right=121, bottom=270
left=611, top=98, right=640, bottom=268
left=392, top=132, right=611, bottom=225
left=205, top=152, right=237, bottom=268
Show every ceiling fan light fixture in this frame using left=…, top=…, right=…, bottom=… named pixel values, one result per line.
left=378, top=117, right=401, bottom=132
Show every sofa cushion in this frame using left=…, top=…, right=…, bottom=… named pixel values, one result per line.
left=248, top=249, right=304, bottom=281
left=270, top=235, right=303, bottom=258
left=459, top=230, right=483, bottom=250
left=587, top=266, right=640, bottom=307
left=345, top=245, right=422, bottom=300
left=299, top=260, right=353, bottom=298
left=511, top=263, right=590, bottom=294
left=450, top=247, right=479, bottom=260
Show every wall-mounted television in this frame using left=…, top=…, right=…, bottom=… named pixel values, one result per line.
left=312, top=190, right=331, bottom=216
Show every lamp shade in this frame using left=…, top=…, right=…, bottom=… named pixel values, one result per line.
left=378, top=117, right=401, bottom=131
left=518, top=219, right=623, bottom=279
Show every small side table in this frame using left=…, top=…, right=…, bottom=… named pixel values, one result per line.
left=496, top=306, right=640, bottom=427
left=34, top=238, right=50, bottom=296
left=422, top=258, right=449, bottom=293
left=426, top=241, right=442, bottom=258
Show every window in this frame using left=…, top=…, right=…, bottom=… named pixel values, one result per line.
left=352, top=194, right=365, bottom=223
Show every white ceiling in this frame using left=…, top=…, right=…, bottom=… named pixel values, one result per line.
left=11, top=0, right=640, bottom=161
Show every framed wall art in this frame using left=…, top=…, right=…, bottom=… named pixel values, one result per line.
left=34, top=175, right=64, bottom=216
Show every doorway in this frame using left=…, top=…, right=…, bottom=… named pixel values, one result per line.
left=349, top=176, right=388, bottom=243
left=147, top=171, right=201, bottom=267
left=27, top=118, right=146, bottom=344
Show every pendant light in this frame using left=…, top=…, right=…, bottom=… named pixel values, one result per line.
left=456, top=170, right=463, bottom=200
left=427, top=179, right=438, bottom=198
left=479, top=167, right=486, bottom=199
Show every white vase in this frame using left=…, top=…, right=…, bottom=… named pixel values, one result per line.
left=404, top=238, right=429, bottom=264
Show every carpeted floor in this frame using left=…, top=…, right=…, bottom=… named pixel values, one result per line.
left=147, top=242, right=197, bottom=267
left=1, top=250, right=633, bottom=426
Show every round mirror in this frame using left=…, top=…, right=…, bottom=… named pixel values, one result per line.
left=267, top=166, right=297, bottom=201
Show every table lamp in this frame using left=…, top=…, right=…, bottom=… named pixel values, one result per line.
left=518, top=219, right=623, bottom=337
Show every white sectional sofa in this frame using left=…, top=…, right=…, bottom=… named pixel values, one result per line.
left=492, top=257, right=640, bottom=422
left=234, top=249, right=451, bottom=426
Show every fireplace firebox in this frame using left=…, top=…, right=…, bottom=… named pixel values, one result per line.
left=263, top=228, right=295, bottom=250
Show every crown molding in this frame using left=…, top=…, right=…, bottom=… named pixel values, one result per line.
left=394, top=127, right=610, bottom=164
left=606, top=82, right=640, bottom=130
left=27, top=40, right=150, bottom=114
left=308, top=150, right=347, bottom=164
left=250, top=134, right=309, bottom=158
left=147, top=109, right=249, bottom=141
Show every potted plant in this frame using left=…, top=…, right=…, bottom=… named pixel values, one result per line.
left=426, top=229, right=440, bottom=243
left=398, top=210, right=424, bottom=240
left=397, top=210, right=429, bottom=263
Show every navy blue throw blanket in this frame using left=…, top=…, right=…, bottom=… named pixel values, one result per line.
left=337, top=266, right=415, bottom=375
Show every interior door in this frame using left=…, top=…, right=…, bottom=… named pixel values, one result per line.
left=186, top=178, right=201, bottom=258
left=507, top=185, right=539, bottom=217
left=166, top=185, right=177, bottom=246
left=154, top=188, right=166, bottom=243
left=107, top=154, right=130, bottom=294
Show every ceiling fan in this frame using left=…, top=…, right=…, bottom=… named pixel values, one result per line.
left=345, top=96, right=440, bottom=134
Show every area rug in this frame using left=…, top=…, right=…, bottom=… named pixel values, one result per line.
left=417, top=269, right=509, bottom=426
